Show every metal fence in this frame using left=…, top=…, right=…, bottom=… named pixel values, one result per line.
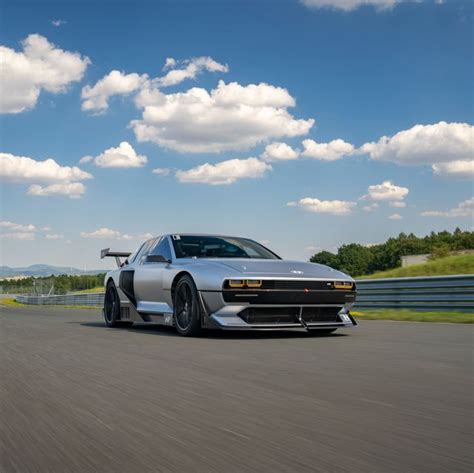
left=355, top=274, right=474, bottom=312
left=14, top=274, right=474, bottom=312
left=15, top=293, right=105, bottom=306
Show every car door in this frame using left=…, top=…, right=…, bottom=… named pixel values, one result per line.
left=117, top=238, right=156, bottom=306
left=133, top=236, right=173, bottom=314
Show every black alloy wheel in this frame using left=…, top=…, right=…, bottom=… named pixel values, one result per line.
left=104, top=281, right=132, bottom=328
left=173, top=275, right=202, bottom=336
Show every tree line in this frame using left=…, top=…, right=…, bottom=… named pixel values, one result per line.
left=0, top=273, right=106, bottom=295
left=310, top=228, right=474, bottom=277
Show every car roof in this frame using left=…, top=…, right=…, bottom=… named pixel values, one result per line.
left=163, top=233, right=251, bottom=239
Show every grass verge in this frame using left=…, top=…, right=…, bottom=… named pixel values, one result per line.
left=359, top=254, right=474, bottom=279
left=352, top=309, right=473, bottom=323
left=0, top=298, right=99, bottom=310
left=70, top=287, right=104, bottom=294
left=0, top=298, right=28, bottom=307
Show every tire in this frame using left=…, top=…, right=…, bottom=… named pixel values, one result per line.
left=173, top=275, right=202, bottom=337
left=307, top=329, right=337, bottom=336
left=104, top=281, right=133, bottom=328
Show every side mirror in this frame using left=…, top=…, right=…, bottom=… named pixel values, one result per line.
left=146, top=254, right=171, bottom=264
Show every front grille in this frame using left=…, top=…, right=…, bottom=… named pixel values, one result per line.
left=237, top=307, right=342, bottom=325
left=237, top=307, right=300, bottom=324
left=265, top=280, right=332, bottom=290
left=223, top=290, right=355, bottom=305
left=302, top=306, right=340, bottom=322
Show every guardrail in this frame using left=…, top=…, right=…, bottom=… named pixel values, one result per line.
left=14, top=274, right=474, bottom=312
left=355, top=274, right=474, bottom=312
left=15, top=293, right=105, bottom=306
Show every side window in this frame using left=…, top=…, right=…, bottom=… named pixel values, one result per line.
left=129, top=242, right=145, bottom=264
left=137, top=238, right=157, bottom=264
left=149, top=236, right=172, bottom=261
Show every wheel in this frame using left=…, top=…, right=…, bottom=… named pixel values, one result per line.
left=104, top=281, right=133, bottom=328
left=307, top=329, right=337, bottom=336
left=173, top=275, right=202, bottom=336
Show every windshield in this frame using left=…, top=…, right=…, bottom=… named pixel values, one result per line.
left=171, top=235, right=280, bottom=260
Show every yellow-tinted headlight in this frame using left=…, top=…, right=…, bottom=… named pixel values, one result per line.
left=228, top=279, right=245, bottom=288
left=246, top=280, right=262, bottom=288
left=334, top=281, right=353, bottom=290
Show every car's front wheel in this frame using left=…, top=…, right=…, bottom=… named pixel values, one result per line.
left=173, top=275, right=202, bottom=337
left=104, top=281, right=133, bottom=328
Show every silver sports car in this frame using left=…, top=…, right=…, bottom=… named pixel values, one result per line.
left=101, top=234, right=357, bottom=336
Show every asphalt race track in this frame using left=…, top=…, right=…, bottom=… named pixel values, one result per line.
left=1, top=305, right=472, bottom=473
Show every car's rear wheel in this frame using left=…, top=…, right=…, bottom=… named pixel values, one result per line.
left=173, top=275, right=202, bottom=337
left=104, top=281, right=133, bottom=328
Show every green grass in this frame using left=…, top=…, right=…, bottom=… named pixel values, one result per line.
left=0, top=298, right=99, bottom=310
left=57, top=305, right=100, bottom=310
left=353, top=309, right=473, bottom=323
left=0, top=298, right=27, bottom=307
left=359, top=254, right=474, bottom=279
left=70, top=287, right=104, bottom=294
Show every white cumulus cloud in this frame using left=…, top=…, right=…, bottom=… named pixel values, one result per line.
left=261, top=142, right=299, bottom=162
left=362, top=203, right=379, bottom=212
left=390, top=201, right=407, bottom=208
left=157, top=56, right=228, bottom=87
left=51, top=19, right=67, bottom=27
left=301, top=138, right=355, bottom=161
left=0, top=220, right=37, bottom=232
left=176, top=157, right=271, bottom=185
left=152, top=167, right=170, bottom=176
left=83, top=142, right=148, bottom=168
left=0, top=220, right=60, bottom=239
left=210, top=80, right=295, bottom=108
left=0, top=34, right=90, bottom=113
left=302, top=0, right=443, bottom=11
left=27, top=182, right=86, bottom=198
left=163, top=57, right=177, bottom=70
left=81, top=70, right=148, bottom=113
left=287, top=197, right=356, bottom=215
left=301, top=0, right=402, bottom=11
left=360, top=122, right=474, bottom=176
left=132, top=80, right=314, bottom=153
left=432, top=160, right=473, bottom=179
left=80, top=227, right=152, bottom=240
left=365, top=180, right=409, bottom=201
left=80, top=227, right=122, bottom=239
left=389, top=213, right=403, bottom=220
left=421, top=198, right=474, bottom=218
left=80, top=56, right=227, bottom=113
left=79, top=155, right=93, bottom=164
left=0, top=152, right=92, bottom=183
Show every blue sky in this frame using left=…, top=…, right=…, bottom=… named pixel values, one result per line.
left=1, top=0, right=473, bottom=269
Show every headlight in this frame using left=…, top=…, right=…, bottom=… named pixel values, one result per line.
left=334, top=281, right=354, bottom=290
left=245, top=279, right=262, bottom=288
left=246, top=280, right=262, bottom=288
left=226, top=279, right=262, bottom=289
left=228, top=279, right=245, bottom=288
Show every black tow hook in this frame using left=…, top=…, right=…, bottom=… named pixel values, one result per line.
left=297, top=307, right=310, bottom=330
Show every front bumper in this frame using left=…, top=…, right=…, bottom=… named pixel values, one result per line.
left=199, top=290, right=357, bottom=330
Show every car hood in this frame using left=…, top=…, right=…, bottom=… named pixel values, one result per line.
left=198, top=258, right=352, bottom=280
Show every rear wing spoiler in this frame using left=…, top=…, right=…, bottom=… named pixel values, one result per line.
left=101, top=248, right=132, bottom=267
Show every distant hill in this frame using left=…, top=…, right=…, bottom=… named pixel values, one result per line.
left=0, top=264, right=107, bottom=278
